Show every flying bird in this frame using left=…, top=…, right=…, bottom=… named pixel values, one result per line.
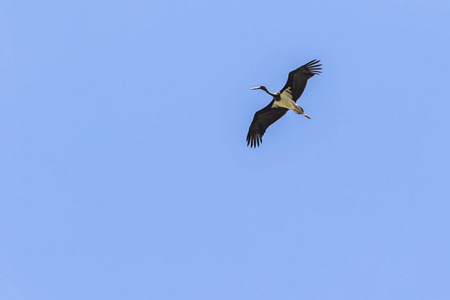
left=246, top=59, right=322, bottom=147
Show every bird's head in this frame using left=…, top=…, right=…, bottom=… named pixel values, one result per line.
left=250, top=85, right=266, bottom=91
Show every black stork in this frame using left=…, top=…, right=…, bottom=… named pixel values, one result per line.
left=246, top=59, right=322, bottom=147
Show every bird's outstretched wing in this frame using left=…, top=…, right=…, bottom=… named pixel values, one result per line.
left=246, top=101, right=288, bottom=148
left=280, top=59, right=322, bottom=102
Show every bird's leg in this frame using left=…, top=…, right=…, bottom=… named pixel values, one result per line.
left=292, top=103, right=311, bottom=119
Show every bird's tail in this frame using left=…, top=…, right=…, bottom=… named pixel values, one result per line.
left=292, top=104, right=304, bottom=114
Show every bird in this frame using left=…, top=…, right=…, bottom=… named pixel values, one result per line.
left=246, top=59, right=322, bottom=147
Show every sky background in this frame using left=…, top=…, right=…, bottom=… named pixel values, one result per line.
left=1, top=0, right=450, bottom=299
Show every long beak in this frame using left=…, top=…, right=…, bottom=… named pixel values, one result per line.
left=250, top=87, right=260, bottom=90
left=303, top=113, right=311, bottom=119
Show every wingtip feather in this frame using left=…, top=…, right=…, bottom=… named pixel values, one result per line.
left=246, top=131, right=263, bottom=148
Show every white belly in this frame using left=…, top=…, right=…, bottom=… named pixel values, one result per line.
left=271, top=87, right=303, bottom=114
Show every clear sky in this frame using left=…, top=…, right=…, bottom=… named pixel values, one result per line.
left=1, top=0, right=450, bottom=299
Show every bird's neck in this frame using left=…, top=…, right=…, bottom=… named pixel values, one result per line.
left=261, top=86, right=278, bottom=97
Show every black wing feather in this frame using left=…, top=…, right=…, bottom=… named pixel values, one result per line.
left=280, top=59, right=322, bottom=102
left=246, top=101, right=288, bottom=148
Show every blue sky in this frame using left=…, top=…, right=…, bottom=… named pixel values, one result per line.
left=1, top=0, right=450, bottom=299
